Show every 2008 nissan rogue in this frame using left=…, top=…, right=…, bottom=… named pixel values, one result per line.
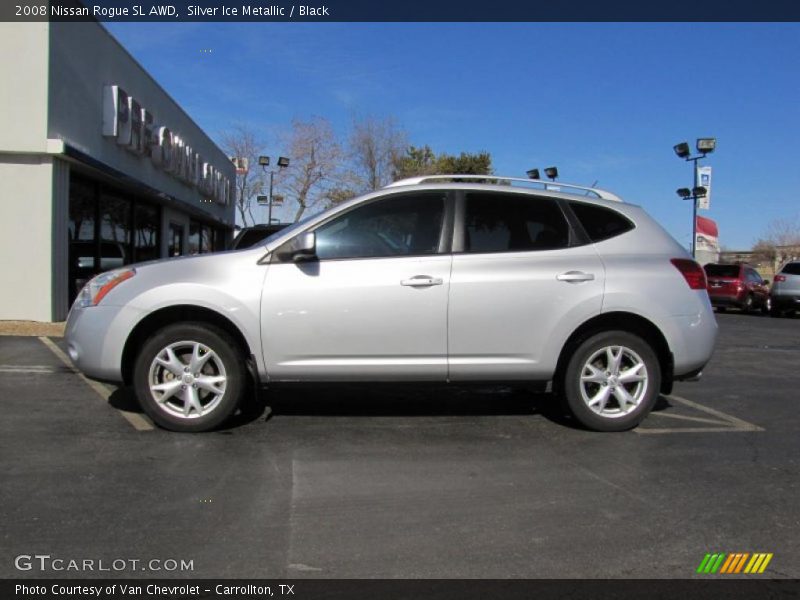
left=65, top=175, right=717, bottom=433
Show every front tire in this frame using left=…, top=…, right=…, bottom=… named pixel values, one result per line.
left=562, top=331, right=661, bottom=432
left=133, top=323, right=246, bottom=432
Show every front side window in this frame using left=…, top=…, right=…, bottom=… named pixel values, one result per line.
left=313, top=193, right=446, bottom=260
left=463, top=192, right=569, bottom=253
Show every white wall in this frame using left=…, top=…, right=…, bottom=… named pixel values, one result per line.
left=0, top=23, right=49, bottom=153
left=0, top=156, right=54, bottom=321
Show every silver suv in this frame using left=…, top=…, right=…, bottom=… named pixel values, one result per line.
left=65, top=176, right=717, bottom=433
left=770, top=261, right=800, bottom=317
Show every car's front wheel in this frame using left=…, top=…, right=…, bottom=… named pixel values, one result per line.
left=562, top=331, right=661, bottom=432
left=133, top=323, right=246, bottom=432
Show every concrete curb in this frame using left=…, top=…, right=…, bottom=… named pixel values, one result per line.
left=0, top=321, right=66, bottom=337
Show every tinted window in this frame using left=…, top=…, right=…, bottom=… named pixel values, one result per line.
left=569, top=202, right=634, bottom=242
left=704, top=264, right=741, bottom=278
left=781, top=262, right=800, bottom=275
left=314, top=193, right=445, bottom=260
left=463, top=193, right=569, bottom=253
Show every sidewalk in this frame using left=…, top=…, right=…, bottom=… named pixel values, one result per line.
left=0, top=321, right=65, bottom=337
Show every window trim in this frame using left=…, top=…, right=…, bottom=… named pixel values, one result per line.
left=452, top=190, right=578, bottom=255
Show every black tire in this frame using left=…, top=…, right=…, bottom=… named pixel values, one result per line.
left=761, top=297, right=771, bottom=315
left=716, top=306, right=726, bottom=313
left=742, top=295, right=754, bottom=313
left=133, top=322, right=246, bottom=432
left=562, top=331, right=661, bottom=432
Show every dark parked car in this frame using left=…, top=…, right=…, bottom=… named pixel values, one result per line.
left=770, top=261, right=800, bottom=317
left=703, top=263, right=770, bottom=313
left=230, top=223, right=290, bottom=250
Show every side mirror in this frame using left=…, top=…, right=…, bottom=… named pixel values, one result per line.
left=277, top=232, right=316, bottom=262
left=763, top=279, right=770, bottom=285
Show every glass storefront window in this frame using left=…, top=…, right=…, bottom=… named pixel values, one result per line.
left=189, top=220, right=213, bottom=254
left=134, top=203, right=160, bottom=263
left=98, top=191, right=131, bottom=271
left=169, top=223, right=185, bottom=257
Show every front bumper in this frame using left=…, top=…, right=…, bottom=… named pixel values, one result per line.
left=64, top=303, right=144, bottom=383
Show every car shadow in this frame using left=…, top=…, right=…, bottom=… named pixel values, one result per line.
left=109, top=384, right=674, bottom=432
left=257, top=384, right=577, bottom=428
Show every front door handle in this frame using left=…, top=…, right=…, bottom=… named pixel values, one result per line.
left=401, top=275, right=443, bottom=287
left=556, top=271, right=595, bottom=283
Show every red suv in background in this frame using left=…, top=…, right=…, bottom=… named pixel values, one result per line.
left=703, top=263, right=770, bottom=313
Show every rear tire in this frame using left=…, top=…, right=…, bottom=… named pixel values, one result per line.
left=562, top=331, right=661, bottom=432
left=742, top=294, right=754, bottom=313
left=133, top=323, right=246, bottom=432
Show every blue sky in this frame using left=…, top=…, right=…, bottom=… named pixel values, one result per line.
left=104, top=22, right=800, bottom=248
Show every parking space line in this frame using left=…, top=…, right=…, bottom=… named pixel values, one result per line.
left=0, top=365, right=58, bottom=374
left=38, top=336, right=154, bottom=432
left=635, top=394, right=764, bottom=434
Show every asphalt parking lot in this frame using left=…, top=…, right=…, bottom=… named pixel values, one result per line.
left=1, top=312, right=799, bottom=579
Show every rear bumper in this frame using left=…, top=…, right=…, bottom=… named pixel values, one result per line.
left=708, top=293, right=745, bottom=308
left=663, top=308, right=718, bottom=379
left=771, top=293, right=800, bottom=310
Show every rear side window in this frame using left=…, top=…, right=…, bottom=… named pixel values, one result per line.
left=463, top=192, right=569, bottom=253
left=569, top=202, right=634, bottom=243
left=781, top=262, right=800, bottom=275
left=704, top=264, right=741, bottom=278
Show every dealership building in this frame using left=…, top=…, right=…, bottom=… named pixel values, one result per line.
left=0, top=21, right=236, bottom=322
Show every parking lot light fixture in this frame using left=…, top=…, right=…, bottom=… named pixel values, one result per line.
left=526, top=168, right=541, bottom=180
left=673, top=137, right=716, bottom=258
left=259, top=156, right=291, bottom=224
left=544, top=167, right=558, bottom=181
left=696, top=138, right=716, bottom=155
left=673, top=142, right=691, bottom=159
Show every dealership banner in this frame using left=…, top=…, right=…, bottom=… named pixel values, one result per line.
left=697, top=166, right=712, bottom=210
left=696, top=215, right=719, bottom=255
left=3, top=0, right=800, bottom=22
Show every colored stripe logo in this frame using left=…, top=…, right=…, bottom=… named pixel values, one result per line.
left=697, top=553, right=773, bottom=574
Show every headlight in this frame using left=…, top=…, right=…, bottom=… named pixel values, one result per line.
left=75, top=268, right=136, bottom=308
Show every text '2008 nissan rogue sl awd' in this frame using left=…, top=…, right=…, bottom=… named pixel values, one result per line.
left=65, top=175, right=717, bottom=433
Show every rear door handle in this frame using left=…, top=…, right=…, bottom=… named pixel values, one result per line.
left=556, top=271, right=595, bottom=283
left=401, top=275, right=443, bottom=287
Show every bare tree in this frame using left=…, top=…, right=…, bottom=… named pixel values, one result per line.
left=348, top=115, right=407, bottom=192
left=752, top=215, right=800, bottom=274
left=219, top=124, right=267, bottom=227
left=279, top=117, right=342, bottom=222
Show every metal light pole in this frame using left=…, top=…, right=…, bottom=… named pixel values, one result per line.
left=257, top=155, right=290, bottom=224
left=673, top=139, right=716, bottom=259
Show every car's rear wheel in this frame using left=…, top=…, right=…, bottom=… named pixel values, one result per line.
left=761, top=297, right=771, bottom=315
left=133, top=323, right=245, bottom=432
left=742, top=294, right=755, bottom=313
left=562, top=331, right=660, bottom=432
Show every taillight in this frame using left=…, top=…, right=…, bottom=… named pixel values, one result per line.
left=671, top=258, right=707, bottom=290
left=774, top=275, right=786, bottom=282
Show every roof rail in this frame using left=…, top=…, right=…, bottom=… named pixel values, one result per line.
left=384, top=175, right=622, bottom=202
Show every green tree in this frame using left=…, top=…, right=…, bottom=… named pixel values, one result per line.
left=392, top=145, right=493, bottom=180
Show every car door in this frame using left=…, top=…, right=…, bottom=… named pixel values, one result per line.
left=261, top=191, right=453, bottom=381
left=447, top=191, right=605, bottom=381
